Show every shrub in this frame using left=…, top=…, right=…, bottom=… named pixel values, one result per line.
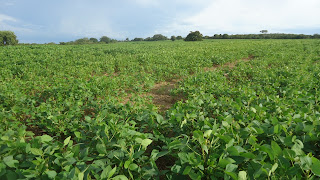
left=184, top=31, right=203, bottom=41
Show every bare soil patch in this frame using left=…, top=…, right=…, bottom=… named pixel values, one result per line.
left=147, top=79, right=185, bottom=112
left=123, top=55, right=255, bottom=113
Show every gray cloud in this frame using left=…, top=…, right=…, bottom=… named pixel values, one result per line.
left=158, top=0, right=320, bottom=35
left=2, top=0, right=320, bottom=43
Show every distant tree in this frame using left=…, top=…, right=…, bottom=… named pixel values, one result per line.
left=89, top=38, right=98, bottom=43
left=125, top=38, right=129, bottom=41
left=170, top=36, right=176, bottom=41
left=132, top=37, right=144, bottom=41
left=176, top=36, right=183, bottom=40
left=0, top=31, right=18, bottom=45
left=260, top=30, right=268, bottom=34
left=100, top=36, right=111, bottom=43
left=313, top=34, right=320, bottom=39
left=222, top=34, right=229, bottom=39
left=75, top=37, right=90, bottom=44
left=152, top=34, right=168, bottom=41
left=144, top=37, right=152, bottom=41
left=184, top=31, right=203, bottom=41
left=110, top=39, right=118, bottom=43
left=213, top=34, right=221, bottom=39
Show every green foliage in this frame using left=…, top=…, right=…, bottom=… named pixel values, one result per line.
left=60, top=36, right=117, bottom=45
left=0, top=31, right=18, bottom=45
left=176, top=36, right=183, bottom=40
left=1, top=40, right=320, bottom=179
left=90, top=37, right=99, bottom=43
left=143, top=34, right=168, bottom=41
left=100, top=36, right=111, bottom=43
left=170, top=36, right=176, bottom=41
left=75, top=37, right=90, bottom=44
left=132, top=37, right=144, bottom=41
left=211, top=33, right=320, bottom=39
left=184, top=31, right=203, bottom=41
left=152, top=34, right=168, bottom=41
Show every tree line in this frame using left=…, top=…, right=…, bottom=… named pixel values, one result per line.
left=128, top=32, right=320, bottom=42
left=205, top=33, right=320, bottom=39
left=59, top=36, right=118, bottom=45
left=1, top=30, right=320, bottom=46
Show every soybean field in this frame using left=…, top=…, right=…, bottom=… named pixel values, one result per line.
left=1, top=39, right=320, bottom=179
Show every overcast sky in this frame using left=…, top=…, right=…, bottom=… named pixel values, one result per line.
left=1, top=0, right=320, bottom=43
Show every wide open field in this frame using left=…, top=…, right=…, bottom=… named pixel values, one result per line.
left=1, top=39, right=320, bottom=179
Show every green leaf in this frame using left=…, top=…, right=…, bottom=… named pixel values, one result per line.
left=78, top=172, right=84, bottom=180
left=113, top=175, right=128, bottom=180
left=129, top=163, right=138, bottom=171
left=204, top=130, right=212, bottom=138
left=225, top=171, right=238, bottom=180
left=64, top=136, right=71, bottom=146
left=171, top=165, right=182, bottom=173
left=273, top=124, right=280, bottom=134
left=238, top=171, right=247, bottom=180
left=241, top=152, right=256, bottom=159
left=193, top=130, right=203, bottom=139
left=300, top=156, right=312, bottom=170
left=311, top=157, right=320, bottom=176
left=222, top=121, right=230, bottom=128
left=189, top=171, right=202, bottom=180
left=41, top=135, right=53, bottom=143
left=101, top=166, right=112, bottom=179
left=150, top=150, right=169, bottom=160
left=46, top=171, right=57, bottom=179
left=202, top=144, right=209, bottom=154
left=225, top=115, right=233, bottom=123
left=101, top=165, right=116, bottom=179
left=283, top=149, right=296, bottom=160
left=155, top=114, right=164, bottom=124
left=183, top=166, right=192, bottom=175
left=85, top=116, right=91, bottom=122
left=5, top=170, right=17, bottom=179
left=292, top=140, right=304, bottom=156
left=219, top=158, right=236, bottom=168
left=226, top=164, right=238, bottom=172
left=135, top=138, right=142, bottom=144
left=227, top=146, right=239, bottom=156
left=96, top=144, right=107, bottom=154
left=260, top=145, right=274, bottom=160
left=3, top=156, right=19, bottom=168
left=270, top=163, right=278, bottom=176
left=271, top=141, right=282, bottom=157
left=124, top=160, right=131, bottom=169
left=293, top=114, right=301, bottom=119
left=141, top=139, right=152, bottom=149
left=30, top=148, right=43, bottom=156
left=108, top=166, right=117, bottom=179
left=74, top=132, right=81, bottom=138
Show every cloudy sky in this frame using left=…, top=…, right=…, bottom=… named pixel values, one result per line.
left=1, top=0, right=320, bottom=43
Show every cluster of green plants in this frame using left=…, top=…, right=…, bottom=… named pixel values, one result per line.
left=1, top=39, right=320, bottom=179
left=0, top=31, right=18, bottom=46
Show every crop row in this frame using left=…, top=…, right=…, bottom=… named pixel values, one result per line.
left=1, top=40, right=320, bottom=179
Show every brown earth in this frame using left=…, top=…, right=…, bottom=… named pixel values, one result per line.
left=146, top=55, right=255, bottom=112
left=121, top=55, right=255, bottom=112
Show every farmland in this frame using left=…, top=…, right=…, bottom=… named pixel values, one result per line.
left=1, top=39, right=320, bottom=179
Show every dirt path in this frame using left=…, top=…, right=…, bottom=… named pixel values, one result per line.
left=125, top=55, right=255, bottom=112
left=147, top=79, right=184, bottom=112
